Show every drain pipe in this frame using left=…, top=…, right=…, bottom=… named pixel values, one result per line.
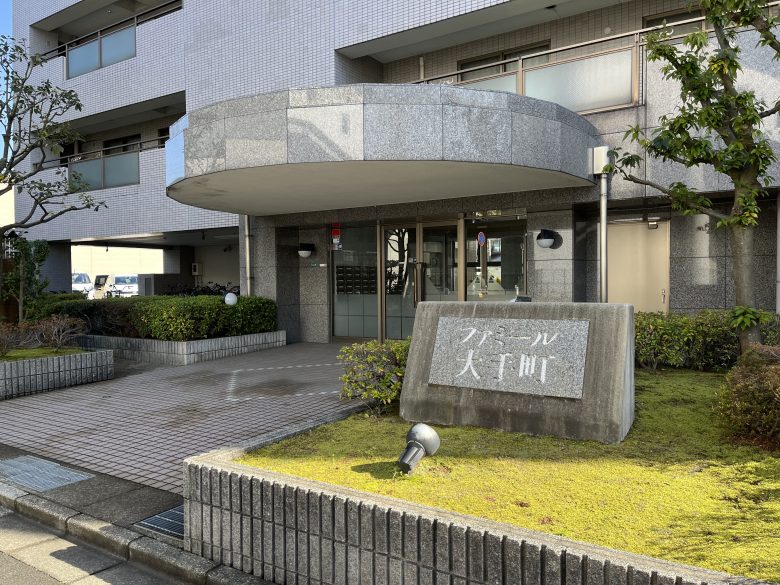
left=777, top=194, right=780, bottom=313
left=593, top=146, right=611, bottom=303
left=243, top=214, right=254, bottom=296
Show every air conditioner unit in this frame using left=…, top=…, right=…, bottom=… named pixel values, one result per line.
left=191, top=263, right=201, bottom=276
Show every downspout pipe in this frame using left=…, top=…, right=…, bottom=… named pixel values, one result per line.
left=593, top=146, right=611, bottom=303
left=243, top=214, right=253, bottom=296
left=776, top=194, right=780, bottom=313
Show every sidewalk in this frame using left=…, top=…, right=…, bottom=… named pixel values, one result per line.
left=0, top=505, right=186, bottom=584
left=0, top=343, right=351, bottom=494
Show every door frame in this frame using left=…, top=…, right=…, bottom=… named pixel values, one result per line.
left=377, top=217, right=465, bottom=341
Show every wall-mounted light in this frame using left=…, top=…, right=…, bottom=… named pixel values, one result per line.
left=298, top=243, right=316, bottom=258
left=536, top=229, right=557, bottom=249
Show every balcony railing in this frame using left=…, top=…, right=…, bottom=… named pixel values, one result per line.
left=41, top=0, right=182, bottom=79
left=41, top=138, right=166, bottom=191
left=414, top=4, right=779, bottom=115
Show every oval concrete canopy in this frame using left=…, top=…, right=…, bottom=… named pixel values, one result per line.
left=166, top=84, right=600, bottom=216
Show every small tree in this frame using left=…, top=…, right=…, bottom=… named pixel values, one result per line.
left=606, top=1, right=779, bottom=352
left=1, top=237, right=49, bottom=321
left=0, top=36, right=106, bottom=300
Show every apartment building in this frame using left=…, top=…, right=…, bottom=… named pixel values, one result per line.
left=13, top=0, right=780, bottom=343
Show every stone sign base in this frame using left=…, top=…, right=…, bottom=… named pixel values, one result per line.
left=400, top=302, right=634, bottom=443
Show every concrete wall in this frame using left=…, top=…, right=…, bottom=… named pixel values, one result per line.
left=194, top=245, right=240, bottom=286
left=0, top=350, right=114, bottom=399
left=670, top=206, right=777, bottom=312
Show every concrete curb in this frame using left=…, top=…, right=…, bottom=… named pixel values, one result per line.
left=0, top=478, right=272, bottom=585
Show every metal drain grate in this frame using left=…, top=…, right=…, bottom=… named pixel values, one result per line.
left=0, top=456, right=93, bottom=491
left=136, top=504, right=184, bottom=539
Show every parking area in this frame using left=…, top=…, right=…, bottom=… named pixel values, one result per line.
left=0, top=344, right=353, bottom=494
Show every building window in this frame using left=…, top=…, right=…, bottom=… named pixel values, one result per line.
left=103, top=134, right=141, bottom=155
left=459, top=43, right=550, bottom=81
left=157, top=128, right=170, bottom=147
left=644, top=9, right=704, bottom=37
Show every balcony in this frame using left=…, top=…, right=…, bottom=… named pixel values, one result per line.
left=40, top=0, right=182, bottom=80
left=42, top=138, right=166, bottom=192
left=410, top=11, right=736, bottom=115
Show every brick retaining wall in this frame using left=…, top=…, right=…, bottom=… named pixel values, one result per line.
left=184, top=447, right=764, bottom=585
left=0, top=350, right=114, bottom=399
left=77, top=331, right=286, bottom=366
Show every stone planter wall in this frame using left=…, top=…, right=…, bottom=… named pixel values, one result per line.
left=183, top=439, right=762, bottom=585
left=77, top=331, right=286, bottom=366
left=0, top=350, right=114, bottom=400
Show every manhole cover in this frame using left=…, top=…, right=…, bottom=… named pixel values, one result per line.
left=136, top=504, right=184, bottom=539
left=0, top=456, right=93, bottom=491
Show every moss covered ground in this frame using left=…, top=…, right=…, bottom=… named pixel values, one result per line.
left=238, top=370, right=780, bottom=581
left=0, top=348, right=84, bottom=361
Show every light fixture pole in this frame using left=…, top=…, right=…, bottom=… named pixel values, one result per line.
left=593, top=146, right=611, bottom=303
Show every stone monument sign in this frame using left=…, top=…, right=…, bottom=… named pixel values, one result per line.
left=400, top=302, right=634, bottom=443
left=428, top=317, right=590, bottom=398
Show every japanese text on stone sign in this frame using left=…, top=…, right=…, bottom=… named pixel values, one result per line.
left=428, top=317, right=589, bottom=399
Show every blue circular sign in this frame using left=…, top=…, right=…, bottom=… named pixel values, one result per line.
left=477, top=231, right=487, bottom=247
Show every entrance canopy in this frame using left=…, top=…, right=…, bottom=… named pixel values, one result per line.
left=166, top=84, right=600, bottom=216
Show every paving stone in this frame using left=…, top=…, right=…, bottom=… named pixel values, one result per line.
left=0, top=550, right=59, bottom=585
left=11, top=536, right=122, bottom=582
left=0, top=513, right=60, bottom=553
left=0, top=344, right=351, bottom=495
left=72, top=562, right=183, bottom=584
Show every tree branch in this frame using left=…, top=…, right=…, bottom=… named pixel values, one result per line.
left=760, top=99, right=780, bottom=118
left=622, top=173, right=730, bottom=221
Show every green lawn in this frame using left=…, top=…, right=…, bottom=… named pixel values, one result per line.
left=239, top=370, right=780, bottom=582
left=0, top=348, right=84, bottom=361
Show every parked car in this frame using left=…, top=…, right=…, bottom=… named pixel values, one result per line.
left=71, top=273, right=93, bottom=294
left=90, top=274, right=138, bottom=298
left=113, top=275, right=139, bottom=296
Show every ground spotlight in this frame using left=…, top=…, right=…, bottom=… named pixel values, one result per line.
left=397, top=423, right=440, bottom=474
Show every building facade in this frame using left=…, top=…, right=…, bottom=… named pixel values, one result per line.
left=13, top=0, right=780, bottom=342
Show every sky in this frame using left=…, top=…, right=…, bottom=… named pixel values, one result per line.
left=0, top=0, right=11, bottom=37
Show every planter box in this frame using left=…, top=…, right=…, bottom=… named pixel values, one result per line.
left=0, top=350, right=114, bottom=400
left=77, top=331, right=286, bottom=366
left=183, top=422, right=768, bottom=585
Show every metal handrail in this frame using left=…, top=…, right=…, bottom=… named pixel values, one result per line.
left=414, top=2, right=779, bottom=86
left=40, top=0, right=182, bottom=60
left=41, top=137, right=167, bottom=170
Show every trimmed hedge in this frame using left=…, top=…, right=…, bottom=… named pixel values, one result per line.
left=635, top=310, right=780, bottom=372
left=36, top=296, right=277, bottom=341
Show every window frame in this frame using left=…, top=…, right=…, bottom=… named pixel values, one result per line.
left=457, top=41, right=551, bottom=82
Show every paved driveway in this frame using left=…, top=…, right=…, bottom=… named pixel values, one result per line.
left=0, top=344, right=353, bottom=494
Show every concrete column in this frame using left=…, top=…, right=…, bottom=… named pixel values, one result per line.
left=298, top=227, right=330, bottom=343
left=40, top=242, right=72, bottom=293
left=526, top=210, right=575, bottom=302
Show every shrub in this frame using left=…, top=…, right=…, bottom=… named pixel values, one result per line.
left=129, top=296, right=276, bottom=341
left=686, top=310, right=740, bottom=371
left=715, top=349, right=780, bottom=443
left=33, top=295, right=276, bottom=341
left=634, top=309, right=768, bottom=372
left=634, top=312, right=690, bottom=370
left=0, top=322, right=19, bottom=357
left=339, top=338, right=411, bottom=407
left=760, top=313, right=780, bottom=346
left=26, top=293, right=87, bottom=321
left=32, top=315, right=87, bottom=350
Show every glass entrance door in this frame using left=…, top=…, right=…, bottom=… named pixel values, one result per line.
left=383, top=226, right=417, bottom=339
left=381, top=223, right=459, bottom=339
